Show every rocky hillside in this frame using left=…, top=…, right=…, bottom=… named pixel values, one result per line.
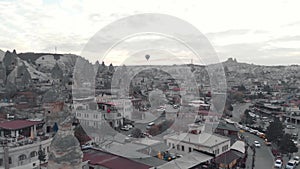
left=0, top=49, right=4, bottom=60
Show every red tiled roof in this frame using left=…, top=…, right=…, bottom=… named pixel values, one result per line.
left=83, top=149, right=151, bottom=169
left=0, top=120, right=43, bottom=130
left=172, top=87, right=182, bottom=91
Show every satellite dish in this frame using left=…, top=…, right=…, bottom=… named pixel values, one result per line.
left=145, top=54, right=150, bottom=61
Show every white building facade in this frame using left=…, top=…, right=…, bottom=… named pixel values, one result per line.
left=164, top=131, right=230, bottom=156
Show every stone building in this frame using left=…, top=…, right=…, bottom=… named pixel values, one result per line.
left=0, top=119, right=52, bottom=168
left=0, top=61, right=6, bottom=86
left=42, top=86, right=83, bottom=169
left=51, top=63, right=63, bottom=84
left=47, top=116, right=82, bottom=169
left=164, top=123, right=230, bottom=157
left=3, top=50, right=18, bottom=76
left=6, top=61, right=31, bottom=90
left=42, top=88, right=66, bottom=134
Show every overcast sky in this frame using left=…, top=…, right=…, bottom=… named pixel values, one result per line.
left=0, top=0, right=300, bottom=65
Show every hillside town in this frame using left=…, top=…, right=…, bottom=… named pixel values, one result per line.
left=0, top=49, right=300, bottom=169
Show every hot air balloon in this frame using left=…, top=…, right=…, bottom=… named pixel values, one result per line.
left=145, top=54, right=150, bottom=61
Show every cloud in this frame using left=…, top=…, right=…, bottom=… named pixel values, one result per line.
left=283, top=20, right=300, bottom=27
left=205, top=29, right=251, bottom=38
left=214, top=41, right=300, bottom=65
left=0, top=0, right=300, bottom=65
left=271, top=35, right=300, bottom=42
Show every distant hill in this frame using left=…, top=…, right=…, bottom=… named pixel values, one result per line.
left=18, top=52, right=63, bottom=63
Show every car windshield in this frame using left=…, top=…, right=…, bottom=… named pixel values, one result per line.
left=294, top=157, right=299, bottom=160
left=287, top=162, right=294, bottom=166
left=276, top=161, right=281, bottom=164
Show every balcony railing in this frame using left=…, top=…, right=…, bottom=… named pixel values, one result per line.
left=0, top=135, right=52, bottom=151
left=104, top=112, right=122, bottom=120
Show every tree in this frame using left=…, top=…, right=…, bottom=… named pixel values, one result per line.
left=131, top=128, right=143, bottom=138
left=265, top=118, right=284, bottom=143
left=223, top=99, right=233, bottom=117
left=238, top=84, right=247, bottom=91
left=232, top=91, right=244, bottom=102
left=242, top=109, right=254, bottom=125
left=38, top=145, right=46, bottom=168
left=279, top=134, right=298, bottom=154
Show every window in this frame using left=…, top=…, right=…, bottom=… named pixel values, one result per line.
left=189, top=147, right=192, bottom=152
left=9, top=157, right=12, bottom=164
left=215, top=149, right=219, bottom=155
left=19, top=154, right=26, bottom=161
left=181, top=145, right=185, bottom=151
left=30, top=151, right=37, bottom=158
left=177, top=145, right=180, bottom=150
left=222, top=145, right=229, bottom=152
left=0, top=159, right=3, bottom=166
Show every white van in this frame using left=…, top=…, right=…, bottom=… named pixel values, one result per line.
left=286, top=160, right=297, bottom=169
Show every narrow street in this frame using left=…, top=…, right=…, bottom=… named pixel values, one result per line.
left=232, top=103, right=300, bottom=169
left=243, top=132, right=275, bottom=169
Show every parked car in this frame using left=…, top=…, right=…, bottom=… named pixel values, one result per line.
left=293, top=156, right=300, bottom=165
left=126, top=124, right=133, bottom=129
left=286, top=160, right=297, bottom=169
left=274, top=159, right=283, bottom=168
left=264, top=139, right=271, bottom=146
left=254, top=141, right=261, bottom=147
left=121, top=126, right=130, bottom=131
left=256, top=132, right=265, bottom=139
left=148, top=122, right=155, bottom=126
left=250, top=129, right=258, bottom=134
left=275, top=155, right=282, bottom=161
left=292, top=140, right=298, bottom=146
left=287, top=125, right=296, bottom=129
left=292, top=133, right=298, bottom=140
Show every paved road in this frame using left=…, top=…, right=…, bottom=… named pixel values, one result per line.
left=231, top=103, right=276, bottom=169
left=243, top=132, right=275, bottom=169
left=233, top=103, right=300, bottom=169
